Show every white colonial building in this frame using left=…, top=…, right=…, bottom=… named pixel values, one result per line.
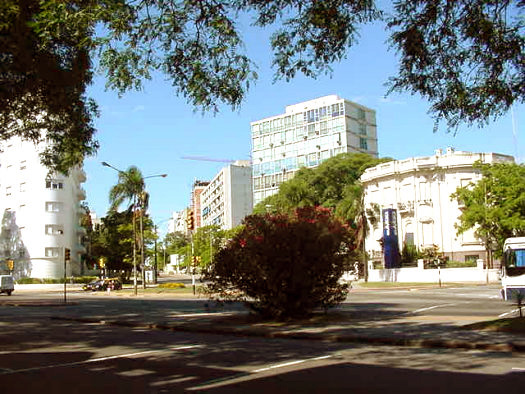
left=361, top=148, right=515, bottom=267
left=200, top=161, right=253, bottom=229
left=251, top=95, right=378, bottom=206
left=0, top=137, right=87, bottom=278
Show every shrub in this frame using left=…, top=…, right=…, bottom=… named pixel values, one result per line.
left=443, top=260, right=477, bottom=268
left=16, top=277, right=44, bottom=284
left=400, top=243, right=420, bottom=267
left=158, top=282, right=186, bottom=289
left=204, top=206, right=358, bottom=319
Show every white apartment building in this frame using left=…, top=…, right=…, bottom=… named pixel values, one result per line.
left=0, top=137, right=87, bottom=278
left=168, top=209, right=189, bottom=235
left=251, top=95, right=378, bottom=205
left=361, top=148, right=515, bottom=266
left=200, top=161, right=253, bottom=229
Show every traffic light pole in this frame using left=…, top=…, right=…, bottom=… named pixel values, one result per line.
left=63, top=247, right=67, bottom=304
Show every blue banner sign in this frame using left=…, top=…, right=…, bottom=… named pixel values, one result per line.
left=382, top=208, right=401, bottom=268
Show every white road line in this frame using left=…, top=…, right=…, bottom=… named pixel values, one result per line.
left=171, top=312, right=234, bottom=318
left=411, top=303, right=457, bottom=314
left=186, top=355, right=334, bottom=391
left=499, top=309, right=520, bottom=318
left=0, top=345, right=200, bottom=375
left=252, top=355, right=332, bottom=373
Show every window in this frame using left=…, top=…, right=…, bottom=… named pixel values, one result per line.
left=19, top=183, right=26, bottom=192
left=46, top=180, right=64, bottom=189
left=6, top=186, right=12, bottom=196
left=359, top=124, right=367, bottom=135
left=405, top=233, right=415, bottom=245
left=419, top=182, right=430, bottom=201
left=358, top=108, right=366, bottom=120
left=319, top=106, right=327, bottom=120
left=307, top=153, right=318, bottom=167
left=45, top=247, right=60, bottom=258
left=307, top=124, right=316, bottom=137
left=20, top=160, right=27, bottom=170
left=264, top=175, right=272, bottom=188
left=45, top=225, right=64, bottom=235
left=253, top=137, right=262, bottom=150
left=359, top=137, right=368, bottom=150
left=46, top=202, right=62, bottom=212
left=320, top=121, right=327, bottom=134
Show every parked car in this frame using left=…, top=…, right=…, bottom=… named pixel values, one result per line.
left=0, top=275, right=14, bottom=296
left=82, top=278, right=122, bottom=291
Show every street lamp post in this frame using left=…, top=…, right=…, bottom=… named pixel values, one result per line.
left=102, top=162, right=167, bottom=295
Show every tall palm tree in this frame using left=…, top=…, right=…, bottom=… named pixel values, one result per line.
left=108, top=166, right=145, bottom=213
left=108, top=166, right=145, bottom=294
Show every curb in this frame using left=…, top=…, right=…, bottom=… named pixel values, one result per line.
left=50, top=316, right=525, bottom=354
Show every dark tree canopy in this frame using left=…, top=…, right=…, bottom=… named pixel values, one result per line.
left=1, top=0, right=523, bottom=171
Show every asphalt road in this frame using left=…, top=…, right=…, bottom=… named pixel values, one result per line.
left=1, top=285, right=524, bottom=393
left=347, top=284, right=516, bottom=322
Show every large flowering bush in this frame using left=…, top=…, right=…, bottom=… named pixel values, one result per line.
left=203, top=206, right=358, bottom=319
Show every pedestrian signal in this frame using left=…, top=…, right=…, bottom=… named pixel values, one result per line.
left=65, top=248, right=71, bottom=261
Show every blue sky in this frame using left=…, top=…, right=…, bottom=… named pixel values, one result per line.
left=83, top=16, right=524, bottom=233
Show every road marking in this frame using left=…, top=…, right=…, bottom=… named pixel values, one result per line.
left=411, top=303, right=457, bottom=314
left=188, top=355, right=333, bottom=391
left=252, top=355, right=332, bottom=373
left=0, top=345, right=200, bottom=375
left=499, top=309, right=520, bottom=318
left=170, top=312, right=234, bottom=318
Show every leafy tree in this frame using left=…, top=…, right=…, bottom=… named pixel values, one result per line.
left=254, top=153, right=391, bottom=216
left=0, top=210, right=31, bottom=278
left=89, top=209, right=134, bottom=275
left=452, top=161, right=525, bottom=266
left=2, top=1, right=522, bottom=171
left=108, top=166, right=146, bottom=213
left=204, top=206, right=358, bottom=319
left=192, top=225, right=240, bottom=270
left=161, top=231, right=190, bottom=270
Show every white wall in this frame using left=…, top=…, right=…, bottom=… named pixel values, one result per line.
left=367, top=266, right=500, bottom=283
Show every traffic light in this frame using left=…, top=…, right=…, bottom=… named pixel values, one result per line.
left=65, top=248, right=71, bottom=261
left=6, top=259, right=13, bottom=271
left=187, top=210, right=194, bottom=231
left=99, top=257, right=106, bottom=268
